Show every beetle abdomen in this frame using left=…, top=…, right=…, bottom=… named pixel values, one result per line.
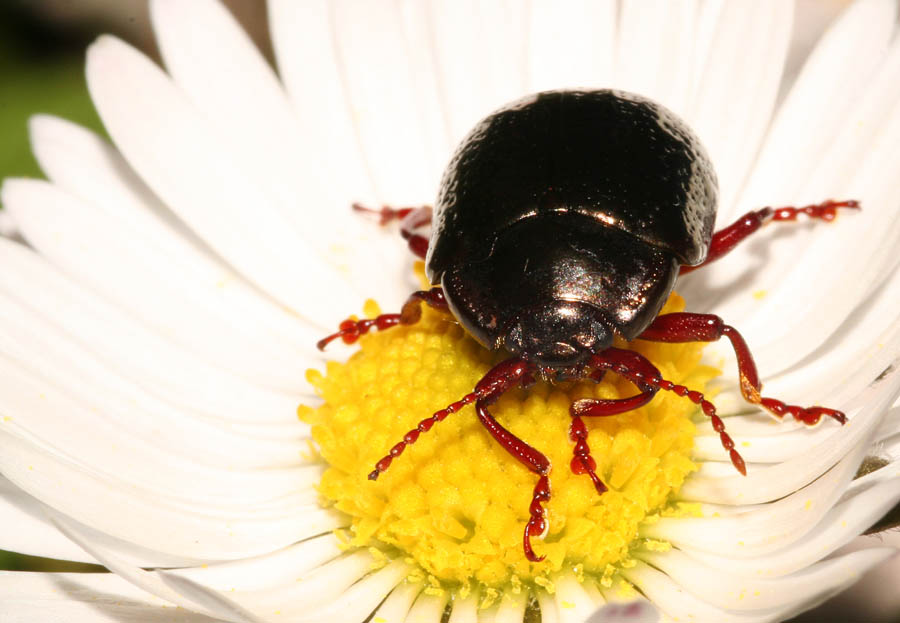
left=427, top=89, right=718, bottom=282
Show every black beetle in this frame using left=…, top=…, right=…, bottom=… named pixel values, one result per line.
left=428, top=90, right=716, bottom=368
left=320, top=89, right=856, bottom=561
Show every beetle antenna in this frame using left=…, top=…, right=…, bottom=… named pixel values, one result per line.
left=589, top=348, right=747, bottom=475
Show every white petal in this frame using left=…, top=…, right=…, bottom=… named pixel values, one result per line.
left=266, top=0, right=416, bottom=310
left=685, top=33, right=900, bottom=379
left=173, top=549, right=407, bottom=620
left=527, top=0, right=616, bottom=93
left=329, top=0, right=443, bottom=204
left=478, top=590, right=528, bottom=623
left=1, top=176, right=318, bottom=394
left=744, top=113, right=900, bottom=374
left=693, top=425, right=823, bottom=464
left=426, top=0, right=529, bottom=143
left=0, top=236, right=306, bottom=419
left=687, top=0, right=793, bottom=215
left=739, top=0, right=896, bottom=211
left=650, top=434, right=869, bottom=557
left=49, top=512, right=237, bottom=621
left=266, top=0, right=373, bottom=202
left=151, top=0, right=410, bottom=307
left=230, top=550, right=377, bottom=614
left=151, top=0, right=328, bottom=217
left=370, top=581, right=420, bottom=622
left=0, top=427, right=344, bottom=561
left=757, top=273, right=900, bottom=413
left=552, top=573, right=604, bottom=623
left=28, top=114, right=322, bottom=356
left=0, top=571, right=213, bottom=623
left=288, top=560, right=410, bottom=623
left=0, top=209, right=16, bottom=237
left=406, top=590, right=449, bottom=622
left=85, top=35, right=357, bottom=327
left=535, top=590, right=560, bottom=623
left=57, top=503, right=402, bottom=623
left=683, top=0, right=898, bottom=333
left=801, top=29, right=900, bottom=213
left=623, top=561, right=781, bottom=623
left=0, top=478, right=97, bottom=564
left=158, top=573, right=268, bottom=623
left=681, top=360, right=900, bottom=504
left=614, top=0, right=698, bottom=115
left=585, top=600, right=661, bottom=623
left=638, top=546, right=895, bottom=611
left=0, top=292, right=311, bottom=471
left=167, top=534, right=342, bottom=592
left=448, top=592, right=479, bottom=623
left=676, top=477, right=900, bottom=577
left=1, top=483, right=224, bottom=569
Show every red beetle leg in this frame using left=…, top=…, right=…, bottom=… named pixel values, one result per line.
left=680, top=199, right=859, bottom=275
left=352, top=203, right=433, bottom=259
left=567, top=389, right=656, bottom=494
left=367, top=355, right=552, bottom=563
left=638, top=313, right=846, bottom=426
left=317, top=287, right=448, bottom=350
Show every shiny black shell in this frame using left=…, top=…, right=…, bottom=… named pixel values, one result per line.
left=426, top=89, right=718, bottom=362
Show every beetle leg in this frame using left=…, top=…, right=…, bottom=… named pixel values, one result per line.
left=567, top=414, right=607, bottom=495
left=638, top=313, right=847, bottom=426
left=566, top=389, right=656, bottom=494
left=476, top=395, right=554, bottom=563
left=469, top=357, right=553, bottom=562
left=352, top=203, right=432, bottom=259
left=366, top=355, right=551, bottom=562
left=317, top=287, right=448, bottom=350
left=588, top=347, right=748, bottom=476
left=680, top=199, right=859, bottom=275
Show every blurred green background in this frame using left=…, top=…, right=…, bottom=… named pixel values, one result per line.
left=0, top=2, right=105, bottom=182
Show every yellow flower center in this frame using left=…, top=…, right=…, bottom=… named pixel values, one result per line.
left=300, top=288, right=717, bottom=593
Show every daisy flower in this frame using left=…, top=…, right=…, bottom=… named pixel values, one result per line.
left=2, top=0, right=900, bottom=622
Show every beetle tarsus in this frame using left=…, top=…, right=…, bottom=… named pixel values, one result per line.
left=523, top=475, right=551, bottom=563
left=568, top=414, right=607, bottom=495
left=767, top=199, right=860, bottom=223
left=759, top=399, right=846, bottom=426
left=566, top=392, right=661, bottom=491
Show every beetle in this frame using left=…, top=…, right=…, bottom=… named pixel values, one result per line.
left=318, top=89, right=857, bottom=562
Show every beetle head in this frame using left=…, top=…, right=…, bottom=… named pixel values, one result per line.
left=504, top=300, right=613, bottom=368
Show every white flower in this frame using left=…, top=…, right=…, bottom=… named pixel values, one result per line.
left=2, top=0, right=900, bottom=622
